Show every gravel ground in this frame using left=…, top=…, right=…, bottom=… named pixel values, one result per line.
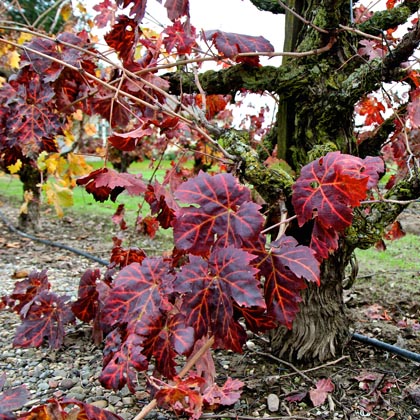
left=0, top=204, right=152, bottom=419
left=2, top=197, right=420, bottom=420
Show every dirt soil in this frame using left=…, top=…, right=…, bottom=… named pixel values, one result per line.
left=1, top=196, right=420, bottom=420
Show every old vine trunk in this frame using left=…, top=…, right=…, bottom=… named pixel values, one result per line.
left=18, top=164, right=41, bottom=232
left=270, top=248, right=353, bottom=363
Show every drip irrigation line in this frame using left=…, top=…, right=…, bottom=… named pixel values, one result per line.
left=2, top=210, right=420, bottom=364
left=0, top=209, right=109, bottom=266
left=352, top=332, right=420, bottom=363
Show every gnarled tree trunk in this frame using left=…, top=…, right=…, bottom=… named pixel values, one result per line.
left=18, top=164, right=42, bottom=232
left=270, top=247, right=353, bottom=363
left=163, top=0, right=420, bottom=364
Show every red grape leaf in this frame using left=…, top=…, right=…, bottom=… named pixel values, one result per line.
left=100, top=329, right=148, bottom=392
left=104, top=15, right=140, bottom=64
left=309, top=220, right=339, bottom=260
left=22, top=33, right=96, bottom=84
left=354, top=5, right=373, bottom=23
left=137, top=215, right=160, bottom=238
left=292, top=151, right=383, bottom=231
left=3, top=269, right=50, bottom=314
left=155, top=374, right=205, bottom=419
left=358, top=39, right=387, bottom=60
left=145, top=182, right=178, bottom=229
left=116, top=0, right=146, bottom=23
left=18, top=398, right=124, bottom=419
left=408, top=88, right=420, bottom=128
left=164, top=0, right=190, bottom=20
left=309, top=378, right=334, bottom=407
left=355, top=96, right=386, bottom=126
left=204, top=30, right=274, bottom=65
left=384, top=220, right=405, bottom=240
left=234, top=305, right=276, bottom=333
left=91, top=85, right=132, bottom=128
left=13, top=291, right=75, bottom=349
left=195, top=94, right=229, bottom=119
left=163, top=20, right=197, bottom=54
left=174, top=172, right=264, bottom=254
left=101, top=258, right=174, bottom=329
left=112, top=204, right=127, bottom=230
left=76, top=168, right=147, bottom=202
left=386, top=0, right=398, bottom=9
left=22, top=38, right=62, bottom=83
left=110, top=246, right=147, bottom=268
left=93, top=0, right=117, bottom=28
left=108, top=121, right=154, bottom=151
left=251, top=235, right=320, bottom=328
left=71, top=269, right=101, bottom=323
left=0, top=385, right=29, bottom=413
left=141, top=315, right=191, bottom=378
left=174, top=246, right=262, bottom=351
left=203, top=377, right=244, bottom=407
left=9, top=74, right=62, bottom=157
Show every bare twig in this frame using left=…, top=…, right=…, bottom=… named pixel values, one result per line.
left=250, top=350, right=315, bottom=384
left=261, top=215, right=297, bottom=235
left=276, top=0, right=329, bottom=34
left=339, top=24, right=383, bottom=42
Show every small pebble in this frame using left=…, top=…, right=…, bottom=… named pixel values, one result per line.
left=267, top=393, right=280, bottom=412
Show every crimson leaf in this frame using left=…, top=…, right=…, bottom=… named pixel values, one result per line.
left=145, top=182, right=178, bottom=229
left=249, top=235, right=320, bottom=328
left=104, top=16, right=140, bottom=64
left=204, top=30, right=274, bottom=65
left=292, top=151, right=384, bottom=231
left=9, top=74, right=62, bottom=158
left=174, top=172, right=264, bottom=254
left=100, top=329, right=148, bottom=392
left=18, top=398, right=124, bottom=419
left=309, top=378, right=335, bottom=407
left=163, top=21, right=197, bottom=54
left=72, top=269, right=101, bottom=323
left=115, top=0, right=146, bottom=23
left=2, top=269, right=50, bottom=314
left=174, top=246, right=262, bottom=351
left=101, top=258, right=173, bottom=329
left=0, top=385, right=29, bottom=414
left=13, top=291, right=75, bottom=349
left=77, top=168, right=147, bottom=202
left=164, top=0, right=190, bottom=20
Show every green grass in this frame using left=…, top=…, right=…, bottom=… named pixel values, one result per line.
left=354, top=233, right=420, bottom=296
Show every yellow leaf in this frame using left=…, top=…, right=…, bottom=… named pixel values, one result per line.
left=7, top=159, right=22, bottom=174
left=84, top=122, right=97, bottom=137
left=20, top=190, right=34, bottom=215
left=62, top=129, right=76, bottom=147
left=43, top=182, right=73, bottom=218
left=72, top=109, right=83, bottom=121
left=67, top=153, right=92, bottom=176
left=77, top=2, right=87, bottom=14
left=37, top=151, right=49, bottom=171
left=18, top=33, right=33, bottom=44
left=0, top=76, right=5, bottom=87
left=8, top=50, right=20, bottom=69
left=44, top=153, right=66, bottom=175
left=60, top=3, right=72, bottom=21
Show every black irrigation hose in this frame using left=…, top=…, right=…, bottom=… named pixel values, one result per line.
left=352, top=332, right=420, bottom=363
left=0, top=209, right=109, bottom=266
left=2, top=210, right=420, bottom=363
